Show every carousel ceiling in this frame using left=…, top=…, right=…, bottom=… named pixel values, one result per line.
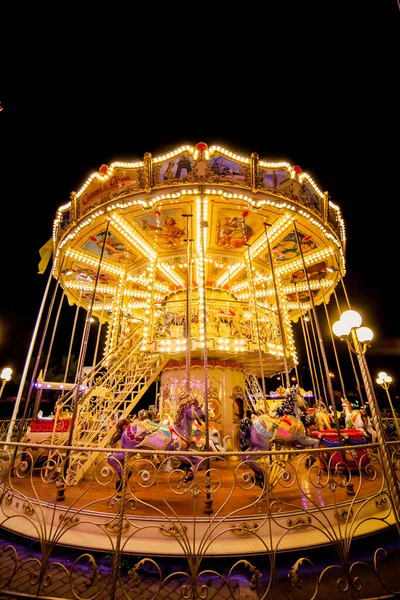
left=53, top=143, right=345, bottom=324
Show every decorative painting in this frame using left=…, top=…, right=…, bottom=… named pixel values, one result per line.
left=208, top=156, right=246, bottom=182
left=83, top=231, right=136, bottom=266
left=78, top=170, right=141, bottom=217
left=271, top=231, right=317, bottom=262
left=299, top=181, right=321, bottom=212
left=158, top=154, right=195, bottom=182
left=70, top=261, right=117, bottom=285
left=138, top=211, right=186, bottom=249
left=286, top=289, right=318, bottom=303
left=262, top=168, right=290, bottom=190
left=216, top=210, right=261, bottom=249
left=290, top=261, right=327, bottom=284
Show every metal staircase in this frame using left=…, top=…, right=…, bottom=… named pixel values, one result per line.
left=48, top=325, right=168, bottom=478
left=244, top=372, right=265, bottom=412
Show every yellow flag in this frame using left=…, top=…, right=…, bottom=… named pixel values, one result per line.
left=38, top=238, right=53, bottom=274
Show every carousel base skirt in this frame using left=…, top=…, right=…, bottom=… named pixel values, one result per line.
left=0, top=452, right=391, bottom=557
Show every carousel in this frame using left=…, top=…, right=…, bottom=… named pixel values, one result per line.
left=0, top=143, right=398, bottom=599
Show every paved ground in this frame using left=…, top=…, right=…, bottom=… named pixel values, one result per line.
left=1, top=527, right=400, bottom=599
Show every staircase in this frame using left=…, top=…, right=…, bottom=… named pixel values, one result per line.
left=244, top=372, right=265, bottom=412
left=48, top=325, right=168, bottom=478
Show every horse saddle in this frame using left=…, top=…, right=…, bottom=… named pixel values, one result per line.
left=127, top=420, right=171, bottom=446
left=257, top=414, right=304, bottom=444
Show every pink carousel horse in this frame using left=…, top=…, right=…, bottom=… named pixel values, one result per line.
left=108, top=398, right=206, bottom=489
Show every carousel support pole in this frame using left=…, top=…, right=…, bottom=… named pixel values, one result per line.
left=322, top=292, right=347, bottom=399
left=21, top=255, right=65, bottom=424
left=92, top=298, right=105, bottom=368
left=60, top=220, right=110, bottom=497
left=294, top=287, right=318, bottom=403
left=32, top=292, right=66, bottom=419
left=62, top=290, right=82, bottom=396
left=245, top=243, right=267, bottom=413
left=292, top=222, right=354, bottom=491
left=6, top=268, right=54, bottom=445
left=197, top=195, right=213, bottom=514
left=182, top=213, right=193, bottom=401
left=307, top=304, right=329, bottom=403
left=292, top=221, right=336, bottom=411
left=264, top=223, right=290, bottom=388
left=335, top=282, right=365, bottom=406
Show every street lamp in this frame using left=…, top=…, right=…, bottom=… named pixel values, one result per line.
left=376, top=372, right=400, bottom=439
left=333, top=309, right=400, bottom=520
left=0, top=367, right=12, bottom=399
left=332, top=310, right=374, bottom=353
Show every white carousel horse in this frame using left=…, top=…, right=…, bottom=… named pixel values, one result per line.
left=341, top=397, right=377, bottom=443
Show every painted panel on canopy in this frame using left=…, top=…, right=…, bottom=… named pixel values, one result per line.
left=156, top=153, right=195, bottom=183
left=300, top=181, right=322, bottom=212
left=208, top=155, right=249, bottom=184
left=69, top=261, right=119, bottom=285
left=271, top=231, right=318, bottom=262
left=78, top=169, right=141, bottom=217
left=280, top=261, right=328, bottom=285
left=83, top=231, right=137, bottom=266
left=286, top=289, right=318, bottom=303
left=262, top=168, right=290, bottom=190
left=215, top=209, right=265, bottom=250
left=137, top=210, right=186, bottom=249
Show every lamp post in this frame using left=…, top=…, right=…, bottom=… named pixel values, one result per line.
left=0, top=367, right=13, bottom=399
left=333, top=309, right=400, bottom=522
left=376, top=372, right=400, bottom=439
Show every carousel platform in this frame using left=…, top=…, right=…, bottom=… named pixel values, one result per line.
left=0, top=443, right=393, bottom=557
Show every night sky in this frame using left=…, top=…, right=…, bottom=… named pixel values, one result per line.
left=1, top=3, right=399, bottom=404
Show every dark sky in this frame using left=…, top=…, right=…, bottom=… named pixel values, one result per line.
left=1, top=3, right=399, bottom=398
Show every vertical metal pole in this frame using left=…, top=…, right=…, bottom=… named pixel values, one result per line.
left=264, top=223, right=290, bottom=388
left=335, top=284, right=365, bottom=405
left=353, top=333, right=400, bottom=528
left=6, top=270, right=53, bottom=443
left=32, top=292, right=66, bottom=418
left=382, top=382, right=400, bottom=439
left=182, top=213, right=193, bottom=401
left=63, top=290, right=82, bottom=391
left=322, top=294, right=347, bottom=399
left=245, top=244, right=267, bottom=413
left=294, top=284, right=318, bottom=403
left=303, top=316, right=322, bottom=402
left=292, top=222, right=335, bottom=407
left=92, top=299, right=105, bottom=368
left=66, top=220, right=110, bottom=448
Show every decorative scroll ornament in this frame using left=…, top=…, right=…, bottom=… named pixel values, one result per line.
left=230, top=522, right=259, bottom=535
left=159, top=525, right=187, bottom=538
left=105, top=519, right=130, bottom=534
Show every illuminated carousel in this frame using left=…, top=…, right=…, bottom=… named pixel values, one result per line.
left=1, top=143, right=398, bottom=600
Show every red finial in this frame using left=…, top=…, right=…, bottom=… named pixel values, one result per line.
left=293, top=165, right=302, bottom=174
left=196, top=142, right=208, bottom=152
left=99, top=164, right=108, bottom=174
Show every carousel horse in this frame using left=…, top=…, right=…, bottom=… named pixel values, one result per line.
left=108, top=398, right=206, bottom=489
left=341, top=397, right=377, bottom=443
left=191, top=419, right=230, bottom=452
left=311, top=400, right=333, bottom=431
left=240, top=386, right=320, bottom=487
